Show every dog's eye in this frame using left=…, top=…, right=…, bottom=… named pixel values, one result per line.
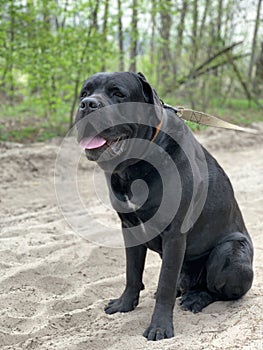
left=81, top=91, right=87, bottom=98
left=113, top=91, right=125, bottom=98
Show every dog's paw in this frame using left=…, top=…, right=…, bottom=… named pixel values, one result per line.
left=104, top=289, right=140, bottom=314
left=143, top=321, right=174, bottom=341
left=180, top=290, right=216, bottom=313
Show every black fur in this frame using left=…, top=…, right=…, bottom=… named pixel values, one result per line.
left=76, top=72, right=254, bottom=341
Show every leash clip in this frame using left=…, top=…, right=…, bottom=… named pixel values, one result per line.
left=175, top=106, right=185, bottom=118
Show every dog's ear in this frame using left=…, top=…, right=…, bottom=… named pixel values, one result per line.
left=136, top=72, right=162, bottom=106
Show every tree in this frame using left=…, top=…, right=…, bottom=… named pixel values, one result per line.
left=150, top=0, right=157, bottom=73
left=117, top=0, right=124, bottom=71
left=101, top=0, right=109, bottom=71
left=129, top=0, right=138, bottom=72
left=248, top=0, right=262, bottom=80
left=191, top=0, right=198, bottom=67
left=0, top=0, right=261, bottom=131
left=254, top=41, right=263, bottom=95
left=158, top=0, right=172, bottom=92
left=177, top=0, right=188, bottom=64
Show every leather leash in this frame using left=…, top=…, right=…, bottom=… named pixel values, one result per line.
left=151, top=104, right=258, bottom=142
left=172, top=105, right=258, bottom=134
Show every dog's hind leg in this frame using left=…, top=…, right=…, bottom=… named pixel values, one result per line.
left=206, top=234, right=253, bottom=300
left=179, top=255, right=217, bottom=313
left=180, top=234, right=253, bottom=313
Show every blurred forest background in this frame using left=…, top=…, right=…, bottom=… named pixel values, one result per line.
left=0, top=0, right=262, bottom=142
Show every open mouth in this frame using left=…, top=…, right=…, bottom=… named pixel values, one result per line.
left=79, top=135, right=127, bottom=160
left=80, top=135, right=107, bottom=150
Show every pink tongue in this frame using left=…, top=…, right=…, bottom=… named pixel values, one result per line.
left=80, top=136, right=106, bottom=149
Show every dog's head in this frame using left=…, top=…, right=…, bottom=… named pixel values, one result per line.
left=76, top=72, right=163, bottom=168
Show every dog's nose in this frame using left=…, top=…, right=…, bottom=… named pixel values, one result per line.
left=79, top=97, right=101, bottom=112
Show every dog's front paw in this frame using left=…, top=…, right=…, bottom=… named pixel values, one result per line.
left=104, top=288, right=140, bottom=314
left=143, top=321, right=174, bottom=341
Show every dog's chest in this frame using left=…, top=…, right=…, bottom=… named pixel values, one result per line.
left=124, top=195, right=147, bottom=229
left=109, top=170, right=163, bottom=229
left=124, top=194, right=141, bottom=212
left=124, top=195, right=163, bottom=254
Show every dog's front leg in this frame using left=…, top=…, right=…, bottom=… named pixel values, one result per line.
left=144, top=233, right=186, bottom=341
left=104, top=244, right=146, bottom=314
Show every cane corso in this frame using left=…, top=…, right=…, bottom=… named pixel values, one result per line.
left=75, top=72, right=253, bottom=341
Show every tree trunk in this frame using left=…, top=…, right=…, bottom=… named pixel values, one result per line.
left=248, top=0, right=262, bottom=80
left=150, top=0, right=157, bottom=72
left=158, top=0, right=172, bottom=91
left=254, top=41, right=263, bottom=95
left=103, top=0, right=109, bottom=40
left=215, top=0, right=224, bottom=88
left=129, top=0, right=138, bottom=72
left=92, top=0, right=100, bottom=30
left=224, top=0, right=234, bottom=43
left=176, top=0, right=188, bottom=63
left=217, top=0, right=223, bottom=42
left=69, top=0, right=102, bottom=128
left=9, top=0, right=15, bottom=105
left=101, top=0, right=109, bottom=71
left=69, top=12, right=98, bottom=128
left=117, top=0, right=124, bottom=71
left=188, top=0, right=199, bottom=108
left=199, top=0, right=209, bottom=39
left=191, top=0, right=198, bottom=68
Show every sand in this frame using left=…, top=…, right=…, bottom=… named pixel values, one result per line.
left=0, top=123, right=262, bottom=350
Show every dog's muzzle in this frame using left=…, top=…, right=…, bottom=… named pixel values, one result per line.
left=79, top=97, right=103, bottom=113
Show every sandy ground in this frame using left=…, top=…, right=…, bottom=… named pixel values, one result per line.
left=0, top=123, right=262, bottom=350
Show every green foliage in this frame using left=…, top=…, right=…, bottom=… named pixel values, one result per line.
left=0, top=0, right=261, bottom=142
left=1, top=97, right=261, bottom=142
left=0, top=0, right=116, bottom=119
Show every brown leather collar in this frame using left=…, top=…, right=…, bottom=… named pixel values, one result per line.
left=151, top=119, right=163, bottom=142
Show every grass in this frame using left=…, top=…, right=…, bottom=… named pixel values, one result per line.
left=0, top=102, right=70, bottom=143
left=165, top=97, right=263, bottom=128
left=0, top=125, right=67, bottom=143
left=0, top=98, right=262, bottom=143
left=0, top=119, right=68, bottom=143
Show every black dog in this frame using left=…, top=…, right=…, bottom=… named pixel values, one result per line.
left=75, top=72, right=253, bottom=341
